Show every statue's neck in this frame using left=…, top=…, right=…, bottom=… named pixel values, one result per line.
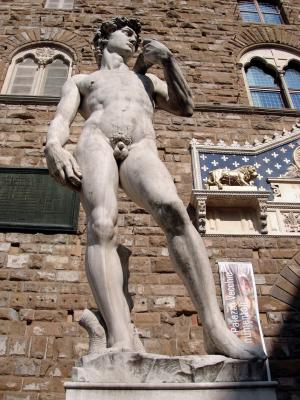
left=100, top=48, right=130, bottom=71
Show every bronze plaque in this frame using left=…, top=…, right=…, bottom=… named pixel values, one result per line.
left=0, top=168, right=80, bottom=232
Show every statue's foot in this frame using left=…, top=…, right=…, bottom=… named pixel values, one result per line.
left=107, top=340, right=136, bottom=353
left=203, top=324, right=267, bottom=360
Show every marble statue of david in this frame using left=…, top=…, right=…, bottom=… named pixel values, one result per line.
left=45, top=17, right=264, bottom=360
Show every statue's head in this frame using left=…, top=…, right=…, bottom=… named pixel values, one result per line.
left=93, top=17, right=141, bottom=63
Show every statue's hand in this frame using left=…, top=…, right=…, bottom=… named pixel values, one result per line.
left=44, top=143, right=82, bottom=191
left=142, top=39, right=172, bottom=66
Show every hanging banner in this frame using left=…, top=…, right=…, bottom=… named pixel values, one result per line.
left=218, top=261, right=266, bottom=351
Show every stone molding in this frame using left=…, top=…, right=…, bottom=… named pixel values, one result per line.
left=2, top=29, right=91, bottom=63
left=0, top=93, right=300, bottom=116
left=190, top=123, right=300, bottom=156
left=65, top=381, right=277, bottom=389
left=228, top=25, right=300, bottom=58
left=195, top=103, right=300, bottom=116
left=0, top=94, right=60, bottom=105
left=65, top=381, right=278, bottom=400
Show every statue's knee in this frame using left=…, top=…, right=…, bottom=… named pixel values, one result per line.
left=89, top=215, right=116, bottom=244
left=157, top=200, right=188, bottom=233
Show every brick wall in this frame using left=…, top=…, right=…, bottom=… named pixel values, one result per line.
left=0, top=1, right=300, bottom=399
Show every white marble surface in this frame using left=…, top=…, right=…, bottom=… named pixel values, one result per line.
left=65, top=382, right=277, bottom=400
left=72, top=352, right=267, bottom=384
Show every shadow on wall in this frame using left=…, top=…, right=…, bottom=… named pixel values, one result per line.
left=269, top=262, right=300, bottom=398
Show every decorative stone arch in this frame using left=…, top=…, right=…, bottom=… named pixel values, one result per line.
left=284, top=58, right=300, bottom=73
left=240, top=48, right=300, bottom=73
left=8, top=41, right=76, bottom=65
left=2, top=27, right=92, bottom=63
left=227, top=26, right=300, bottom=61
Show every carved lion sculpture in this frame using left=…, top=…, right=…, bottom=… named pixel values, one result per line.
left=206, top=165, right=258, bottom=190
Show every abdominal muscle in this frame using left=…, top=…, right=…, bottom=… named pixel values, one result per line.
left=77, top=90, right=156, bottom=161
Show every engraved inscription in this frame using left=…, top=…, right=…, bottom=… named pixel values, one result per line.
left=0, top=168, right=79, bottom=231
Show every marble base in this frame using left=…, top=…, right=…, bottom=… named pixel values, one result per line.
left=65, top=352, right=277, bottom=400
left=72, top=352, right=267, bottom=383
left=65, top=381, right=277, bottom=400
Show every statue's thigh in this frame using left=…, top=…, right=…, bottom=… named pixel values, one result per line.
left=119, top=145, right=179, bottom=211
left=76, top=137, right=119, bottom=217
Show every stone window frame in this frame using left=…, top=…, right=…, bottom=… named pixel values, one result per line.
left=237, top=0, right=286, bottom=25
left=44, top=0, right=74, bottom=10
left=1, top=45, right=73, bottom=97
left=240, top=47, right=300, bottom=109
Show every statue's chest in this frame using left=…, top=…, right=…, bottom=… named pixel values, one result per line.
left=86, top=72, right=146, bottom=96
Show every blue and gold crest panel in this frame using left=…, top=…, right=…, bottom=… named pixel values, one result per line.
left=191, top=124, right=300, bottom=193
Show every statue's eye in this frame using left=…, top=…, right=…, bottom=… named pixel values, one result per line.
left=124, top=28, right=133, bottom=37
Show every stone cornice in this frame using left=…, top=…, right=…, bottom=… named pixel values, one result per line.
left=0, top=94, right=60, bottom=105
left=1, top=95, right=300, bottom=116
left=194, top=103, right=300, bottom=116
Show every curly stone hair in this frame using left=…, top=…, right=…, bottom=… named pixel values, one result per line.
left=93, top=17, right=141, bottom=63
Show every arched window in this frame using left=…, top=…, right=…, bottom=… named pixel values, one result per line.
left=284, top=64, right=300, bottom=109
left=9, top=57, right=38, bottom=95
left=245, top=63, right=285, bottom=108
left=240, top=48, right=300, bottom=109
left=42, top=59, right=70, bottom=96
left=1, top=46, right=73, bottom=97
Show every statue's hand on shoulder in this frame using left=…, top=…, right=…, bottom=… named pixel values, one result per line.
left=142, top=39, right=172, bottom=66
left=44, top=143, right=82, bottom=191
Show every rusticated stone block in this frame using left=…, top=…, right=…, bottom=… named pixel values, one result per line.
left=0, top=308, right=19, bottom=321
left=0, top=376, right=22, bottom=391
left=3, top=394, right=38, bottom=400
left=22, top=377, right=50, bottom=392
left=6, top=255, right=30, bottom=269
left=14, top=358, right=41, bottom=376
left=133, top=312, right=161, bottom=327
left=30, top=336, right=47, bottom=359
left=0, top=335, right=8, bottom=355
left=28, top=322, right=62, bottom=337
left=8, top=337, right=28, bottom=356
left=54, top=338, right=73, bottom=359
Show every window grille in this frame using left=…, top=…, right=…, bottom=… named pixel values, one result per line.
left=246, top=65, right=285, bottom=108
left=9, top=57, right=38, bottom=95
left=238, top=0, right=283, bottom=24
left=42, top=59, right=69, bottom=97
left=284, top=66, right=300, bottom=109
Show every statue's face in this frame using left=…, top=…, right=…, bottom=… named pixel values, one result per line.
left=106, top=26, right=137, bottom=58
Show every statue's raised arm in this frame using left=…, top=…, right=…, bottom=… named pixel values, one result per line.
left=141, top=39, right=194, bottom=117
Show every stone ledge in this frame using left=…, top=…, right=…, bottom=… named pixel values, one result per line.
left=0, top=94, right=300, bottom=117
left=65, top=381, right=278, bottom=400
left=0, top=94, right=59, bottom=105
left=65, top=381, right=277, bottom=389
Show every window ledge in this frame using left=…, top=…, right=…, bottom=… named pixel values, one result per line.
left=195, top=103, right=300, bottom=116
left=0, top=94, right=60, bottom=105
left=0, top=95, right=299, bottom=116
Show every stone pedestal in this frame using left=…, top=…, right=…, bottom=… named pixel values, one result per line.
left=65, top=381, right=277, bottom=400
left=65, top=352, right=277, bottom=400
